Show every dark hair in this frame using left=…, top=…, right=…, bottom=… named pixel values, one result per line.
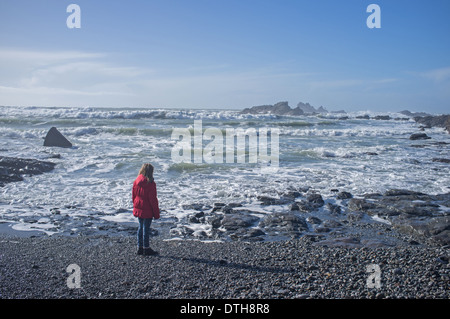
left=138, top=163, right=154, bottom=183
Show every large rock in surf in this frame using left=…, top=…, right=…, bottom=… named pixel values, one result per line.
left=43, top=127, right=72, bottom=148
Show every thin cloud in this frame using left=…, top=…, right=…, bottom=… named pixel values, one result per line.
left=420, top=66, right=450, bottom=82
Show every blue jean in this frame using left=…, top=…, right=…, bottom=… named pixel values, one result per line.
left=137, top=218, right=152, bottom=248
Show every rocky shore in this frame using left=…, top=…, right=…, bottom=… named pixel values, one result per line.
left=0, top=234, right=448, bottom=299
left=169, top=188, right=450, bottom=249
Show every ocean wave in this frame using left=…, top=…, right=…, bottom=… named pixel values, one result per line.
left=0, top=105, right=287, bottom=122
left=0, top=127, right=40, bottom=139
left=286, top=127, right=415, bottom=137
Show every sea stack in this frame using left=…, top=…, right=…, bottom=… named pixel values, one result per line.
left=43, top=127, right=73, bottom=148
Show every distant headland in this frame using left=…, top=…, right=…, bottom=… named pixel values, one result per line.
left=240, top=101, right=334, bottom=116
left=240, top=101, right=450, bottom=134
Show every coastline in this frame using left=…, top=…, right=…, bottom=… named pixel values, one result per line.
left=1, top=108, right=449, bottom=299
left=1, top=234, right=448, bottom=299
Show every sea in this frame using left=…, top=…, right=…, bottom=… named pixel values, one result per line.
left=0, top=105, right=449, bottom=238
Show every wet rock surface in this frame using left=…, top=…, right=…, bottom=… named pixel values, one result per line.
left=0, top=156, right=56, bottom=187
left=161, top=187, right=450, bottom=249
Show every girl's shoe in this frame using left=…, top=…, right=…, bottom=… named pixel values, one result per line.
left=137, top=247, right=144, bottom=255
left=144, top=247, right=158, bottom=256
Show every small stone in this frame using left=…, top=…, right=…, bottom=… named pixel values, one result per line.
left=409, top=133, right=431, bottom=140
left=337, top=191, right=353, bottom=199
left=436, top=256, right=449, bottom=264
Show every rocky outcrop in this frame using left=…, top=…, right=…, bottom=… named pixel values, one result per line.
left=0, top=156, right=56, bottom=187
left=413, top=114, right=450, bottom=134
left=241, top=101, right=329, bottom=116
left=43, top=127, right=73, bottom=148
left=241, top=101, right=303, bottom=116
left=168, top=187, right=449, bottom=247
left=399, top=110, right=431, bottom=118
left=347, top=189, right=450, bottom=246
left=446, top=117, right=450, bottom=134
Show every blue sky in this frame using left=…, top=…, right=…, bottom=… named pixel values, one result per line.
left=0, top=0, right=449, bottom=113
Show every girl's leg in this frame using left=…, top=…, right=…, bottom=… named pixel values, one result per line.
left=137, top=218, right=144, bottom=249
left=143, top=218, right=152, bottom=248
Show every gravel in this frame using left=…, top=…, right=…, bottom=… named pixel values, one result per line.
left=0, top=234, right=448, bottom=299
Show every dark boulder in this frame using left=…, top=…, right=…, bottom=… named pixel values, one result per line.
left=306, top=193, right=324, bottom=207
left=337, top=191, right=353, bottom=199
left=43, top=127, right=73, bottom=148
left=0, top=156, right=56, bottom=187
left=409, top=133, right=431, bottom=140
left=259, top=212, right=308, bottom=238
left=221, top=213, right=259, bottom=231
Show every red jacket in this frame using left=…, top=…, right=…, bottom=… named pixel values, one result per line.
left=132, top=174, right=160, bottom=219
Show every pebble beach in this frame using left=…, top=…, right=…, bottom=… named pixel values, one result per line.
left=1, top=234, right=448, bottom=299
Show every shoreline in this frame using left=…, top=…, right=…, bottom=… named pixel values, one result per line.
left=0, top=234, right=448, bottom=299
left=1, top=187, right=449, bottom=248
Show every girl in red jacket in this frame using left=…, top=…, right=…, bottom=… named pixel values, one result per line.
left=132, top=163, right=160, bottom=255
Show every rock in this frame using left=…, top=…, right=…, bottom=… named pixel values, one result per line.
left=257, top=195, right=291, bottom=206
left=306, top=216, right=322, bottom=224
left=208, top=215, right=223, bottom=229
left=0, top=156, right=56, bottom=187
left=182, top=203, right=209, bottom=211
left=322, top=219, right=343, bottom=228
left=259, top=212, right=308, bottom=238
left=326, top=203, right=341, bottom=214
left=241, top=101, right=298, bottom=116
left=409, top=133, right=431, bottom=140
left=414, top=114, right=450, bottom=134
left=296, top=102, right=328, bottom=114
left=432, top=158, right=450, bottom=164
left=347, top=211, right=364, bottom=222
left=446, top=117, right=450, bottom=134
left=232, top=227, right=266, bottom=241
left=43, top=127, right=73, bottom=148
left=306, top=193, right=324, bottom=207
left=348, top=198, right=376, bottom=212
left=315, top=226, right=330, bottom=233
left=291, top=200, right=316, bottom=213
left=373, top=115, right=391, bottom=120
left=399, top=110, right=431, bottom=118
left=221, top=213, right=259, bottom=231
left=282, top=190, right=302, bottom=199
left=240, top=101, right=329, bottom=116
left=337, top=191, right=353, bottom=200
left=392, top=216, right=450, bottom=246
left=384, top=189, right=426, bottom=197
